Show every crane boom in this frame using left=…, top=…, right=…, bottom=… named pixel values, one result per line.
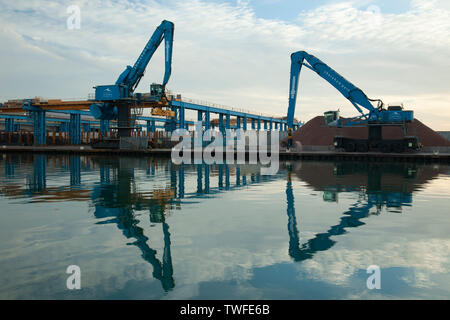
left=287, top=51, right=382, bottom=128
left=285, top=50, right=418, bottom=153
left=115, top=20, right=174, bottom=94
left=91, top=20, right=174, bottom=120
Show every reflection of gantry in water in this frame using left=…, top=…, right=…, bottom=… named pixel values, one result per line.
left=0, top=154, right=282, bottom=291
left=90, top=160, right=283, bottom=291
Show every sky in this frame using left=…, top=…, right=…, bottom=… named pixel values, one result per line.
left=0, top=0, right=449, bottom=129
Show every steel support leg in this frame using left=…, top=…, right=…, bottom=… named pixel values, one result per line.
left=33, top=110, right=46, bottom=145
left=219, top=114, right=224, bottom=134
left=100, top=120, right=110, bottom=135
left=146, top=120, right=156, bottom=133
left=179, top=106, right=185, bottom=129
left=205, top=111, right=210, bottom=131
left=70, top=113, right=81, bottom=144
left=169, top=106, right=177, bottom=132
left=5, top=118, right=14, bottom=132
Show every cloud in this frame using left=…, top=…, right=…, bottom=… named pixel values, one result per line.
left=0, top=0, right=449, bottom=129
left=297, top=0, right=450, bottom=49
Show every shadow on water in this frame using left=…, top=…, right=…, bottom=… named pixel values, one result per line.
left=0, top=153, right=448, bottom=294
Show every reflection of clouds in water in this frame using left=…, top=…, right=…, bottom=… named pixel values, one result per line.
left=401, top=272, right=432, bottom=289
left=164, top=283, right=199, bottom=300
left=419, top=176, right=450, bottom=197
left=296, top=239, right=450, bottom=288
left=174, top=246, right=290, bottom=285
left=162, top=246, right=290, bottom=299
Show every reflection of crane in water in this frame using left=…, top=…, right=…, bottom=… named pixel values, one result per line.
left=0, top=154, right=283, bottom=292
left=91, top=160, right=282, bottom=291
left=92, top=163, right=175, bottom=291
left=285, top=162, right=414, bottom=262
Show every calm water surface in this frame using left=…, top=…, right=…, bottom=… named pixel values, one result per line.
left=0, top=153, right=449, bottom=299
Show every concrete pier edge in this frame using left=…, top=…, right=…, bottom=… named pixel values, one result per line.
left=1, top=145, right=450, bottom=163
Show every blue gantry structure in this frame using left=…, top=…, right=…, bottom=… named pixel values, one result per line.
left=0, top=98, right=302, bottom=146
left=0, top=19, right=303, bottom=145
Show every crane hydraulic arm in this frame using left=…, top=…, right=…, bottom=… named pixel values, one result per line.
left=91, top=20, right=174, bottom=120
left=115, top=19, right=174, bottom=95
left=286, top=51, right=413, bottom=129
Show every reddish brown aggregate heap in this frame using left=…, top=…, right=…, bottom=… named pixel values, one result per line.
left=291, top=116, right=450, bottom=147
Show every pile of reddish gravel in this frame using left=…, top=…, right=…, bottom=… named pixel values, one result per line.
left=290, top=116, right=450, bottom=147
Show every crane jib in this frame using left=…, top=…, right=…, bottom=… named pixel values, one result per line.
left=91, top=20, right=174, bottom=120
left=287, top=50, right=384, bottom=129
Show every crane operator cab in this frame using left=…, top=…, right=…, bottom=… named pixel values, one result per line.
left=150, top=83, right=165, bottom=99
left=150, top=83, right=176, bottom=117
left=324, top=110, right=339, bottom=126
left=287, top=128, right=293, bottom=151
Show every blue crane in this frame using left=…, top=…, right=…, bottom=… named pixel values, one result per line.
left=286, top=51, right=419, bottom=152
left=90, top=20, right=174, bottom=121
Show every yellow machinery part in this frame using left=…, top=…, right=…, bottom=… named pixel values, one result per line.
left=152, top=108, right=175, bottom=117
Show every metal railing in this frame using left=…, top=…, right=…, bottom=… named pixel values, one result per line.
left=178, top=96, right=285, bottom=120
